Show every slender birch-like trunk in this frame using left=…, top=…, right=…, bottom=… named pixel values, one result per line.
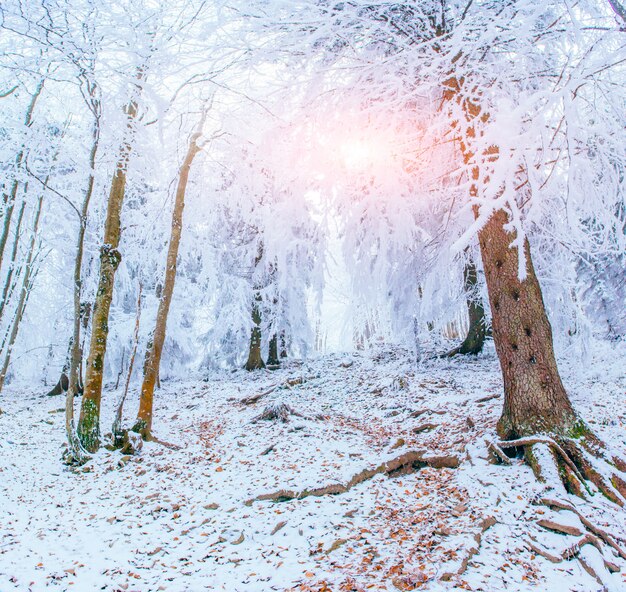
left=134, top=114, right=205, bottom=439
left=0, top=199, right=26, bottom=322
left=64, top=115, right=100, bottom=464
left=0, top=80, right=44, bottom=271
left=78, top=88, right=141, bottom=453
left=113, top=282, right=142, bottom=446
left=0, top=195, right=44, bottom=392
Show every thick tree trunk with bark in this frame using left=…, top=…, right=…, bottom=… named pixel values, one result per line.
left=78, top=95, right=139, bottom=453
left=446, top=257, right=486, bottom=357
left=477, top=210, right=578, bottom=439
left=134, top=117, right=203, bottom=439
left=445, top=76, right=626, bottom=504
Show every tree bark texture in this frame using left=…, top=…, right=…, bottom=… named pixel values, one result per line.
left=134, top=122, right=202, bottom=438
left=444, top=73, right=579, bottom=440
left=78, top=96, right=139, bottom=452
left=245, top=296, right=266, bottom=371
left=478, top=209, right=578, bottom=439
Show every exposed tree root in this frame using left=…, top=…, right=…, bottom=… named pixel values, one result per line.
left=245, top=450, right=460, bottom=506
left=107, top=429, right=144, bottom=455
left=252, top=402, right=308, bottom=423
left=410, top=408, right=447, bottom=418
left=487, top=434, right=626, bottom=588
left=240, top=375, right=316, bottom=405
left=536, top=496, right=626, bottom=561
left=491, top=435, right=626, bottom=506
left=150, top=435, right=181, bottom=450
left=474, top=393, right=501, bottom=404
left=528, top=534, right=620, bottom=591
left=486, top=439, right=512, bottom=465
left=440, top=516, right=497, bottom=581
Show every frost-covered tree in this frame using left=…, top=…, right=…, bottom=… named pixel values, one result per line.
left=261, top=0, right=626, bottom=500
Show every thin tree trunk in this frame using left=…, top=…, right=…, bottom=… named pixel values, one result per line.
left=267, top=334, right=280, bottom=368
left=0, top=80, right=44, bottom=271
left=0, top=199, right=26, bottom=321
left=113, top=282, right=142, bottom=446
left=134, top=114, right=204, bottom=439
left=245, top=294, right=266, bottom=371
left=445, top=256, right=486, bottom=356
left=64, top=116, right=99, bottom=464
left=78, top=91, right=140, bottom=453
left=0, top=195, right=43, bottom=392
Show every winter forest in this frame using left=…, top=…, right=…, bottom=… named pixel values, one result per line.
left=0, top=0, right=625, bottom=590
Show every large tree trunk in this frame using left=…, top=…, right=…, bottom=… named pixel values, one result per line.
left=478, top=209, right=578, bottom=439
left=134, top=116, right=203, bottom=439
left=443, top=71, right=579, bottom=439
left=444, top=66, right=625, bottom=505
left=78, top=94, right=139, bottom=453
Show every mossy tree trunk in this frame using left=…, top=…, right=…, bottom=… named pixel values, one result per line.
left=134, top=114, right=204, bottom=439
left=78, top=92, right=140, bottom=453
left=65, top=99, right=100, bottom=464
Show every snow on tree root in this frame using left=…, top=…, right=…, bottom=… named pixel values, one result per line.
left=491, top=435, right=626, bottom=506
left=240, top=375, right=317, bottom=406
left=487, top=438, right=626, bottom=591
left=245, top=449, right=460, bottom=506
left=440, top=516, right=497, bottom=582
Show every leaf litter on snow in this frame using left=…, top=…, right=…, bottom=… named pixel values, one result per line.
left=0, top=339, right=624, bottom=591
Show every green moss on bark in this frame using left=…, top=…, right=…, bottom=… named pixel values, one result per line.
left=77, top=398, right=100, bottom=453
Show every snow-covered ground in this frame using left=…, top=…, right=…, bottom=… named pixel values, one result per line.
left=1, top=339, right=625, bottom=591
